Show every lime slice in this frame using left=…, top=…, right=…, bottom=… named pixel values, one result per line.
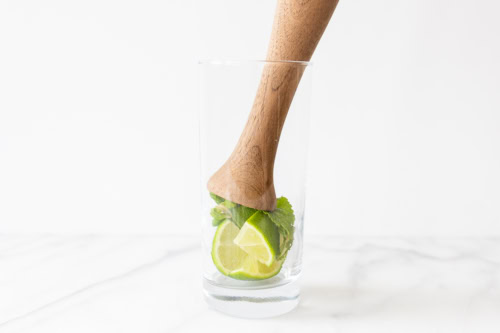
left=233, top=211, right=280, bottom=266
left=211, top=220, right=282, bottom=280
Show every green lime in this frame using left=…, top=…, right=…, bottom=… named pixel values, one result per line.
left=211, top=220, right=282, bottom=280
left=233, top=211, right=280, bottom=266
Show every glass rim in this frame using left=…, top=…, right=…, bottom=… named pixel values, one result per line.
left=198, top=59, right=312, bottom=67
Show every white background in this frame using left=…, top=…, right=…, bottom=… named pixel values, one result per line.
left=0, top=0, right=499, bottom=236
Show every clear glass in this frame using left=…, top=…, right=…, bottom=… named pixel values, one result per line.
left=198, top=60, right=312, bottom=318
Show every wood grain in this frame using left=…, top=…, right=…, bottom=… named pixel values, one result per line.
left=208, top=0, right=339, bottom=211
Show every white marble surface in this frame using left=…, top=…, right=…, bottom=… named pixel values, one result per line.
left=1, top=234, right=499, bottom=333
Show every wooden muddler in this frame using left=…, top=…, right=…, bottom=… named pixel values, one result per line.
left=208, top=0, right=339, bottom=211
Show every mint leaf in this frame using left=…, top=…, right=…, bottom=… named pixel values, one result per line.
left=220, top=200, right=236, bottom=209
left=210, top=192, right=225, bottom=204
left=263, top=197, right=295, bottom=259
left=210, top=200, right=235, bottom=226
left=230, top=204, right=257, bottom=229
left=210, top=206, right=228, bottom=226
left=209, top=193, right=256, bottom=228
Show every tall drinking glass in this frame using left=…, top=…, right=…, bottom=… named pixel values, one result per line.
left=198, top=60, right=312, bottom=318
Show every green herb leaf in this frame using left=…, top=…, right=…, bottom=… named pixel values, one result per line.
left=263, top=197, right=295, bottom=259
left=230, top=204, right=257, bottom=229
left=209, top=194, right=256, bottom=228
left=210, top=201, right=234, bottom=226
left=210, top=207, right=228, bottom=226
left=210, top=192, right=225, bottom=204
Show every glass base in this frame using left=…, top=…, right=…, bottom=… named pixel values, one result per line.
left=203, top=277, right=300, bottom=318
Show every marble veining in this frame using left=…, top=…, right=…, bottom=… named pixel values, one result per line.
left=0, top=234, right=499, bottom=332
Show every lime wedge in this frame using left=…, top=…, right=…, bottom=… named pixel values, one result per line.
left=211, top=220, right=282, bottom=280
left=229, top=256, right=283, bottom=281
left=233, top=211, right=280, bottom=266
